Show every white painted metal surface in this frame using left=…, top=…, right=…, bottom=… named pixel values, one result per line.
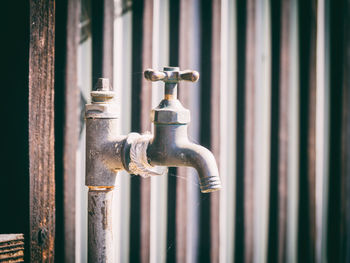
left=114, top=1, right=133, bottom=261
left=287, top=1, right=299, bottom=262
left=220, top=0, right=236, bottom=262
left=254, top=1, right=271, bottom=262
left=316, top=0, right=330, bottom=262
left=150, top=0, right=169, bottom=262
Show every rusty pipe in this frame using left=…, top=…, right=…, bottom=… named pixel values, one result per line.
left=88, top=187, right=115, bottom=262
left=85, top=79, right=119, bottom=263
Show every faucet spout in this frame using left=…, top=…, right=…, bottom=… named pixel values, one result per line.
left=175, top=143, right=221, bottom=193
left=147, top=124, right=222, bottom=193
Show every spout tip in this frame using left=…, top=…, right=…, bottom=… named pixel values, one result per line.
left=199, top=176, right=222, bottom=193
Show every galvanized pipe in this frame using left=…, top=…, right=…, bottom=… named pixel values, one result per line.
left=85, top=79, right=120, bottom=263
left=88, top=187, right=115, bottom=262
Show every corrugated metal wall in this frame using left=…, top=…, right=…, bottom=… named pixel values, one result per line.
left=68, top=0, right=350, bottom=262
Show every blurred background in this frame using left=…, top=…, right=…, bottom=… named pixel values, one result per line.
left=1, top=0, right=350, bottom=262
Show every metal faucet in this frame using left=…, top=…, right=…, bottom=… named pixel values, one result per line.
left=144, top=66, right=221, bottom=192
left=85, top=67, right=221, bottom=262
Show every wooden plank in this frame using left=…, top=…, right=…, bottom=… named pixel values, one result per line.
left=29, top=0, right=56, bottom=261
left=0, top=235, right=25, bottom=262
left=209, top=0, right=221, bottom=262
left=297, top=0, right=317, bottom=261
left=0, top=234, right=24, bottom=244
left=63, top=0, right=80, bottom=261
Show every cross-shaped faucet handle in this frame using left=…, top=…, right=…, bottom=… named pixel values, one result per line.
left=144, top=67, right=199, bottom=100
left=144, top=67, right=199, bottom=83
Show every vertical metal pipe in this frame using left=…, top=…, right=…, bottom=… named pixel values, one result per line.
left=86, top=79, right=118, bottom=262
left=88, top=187, right=116, bottom=263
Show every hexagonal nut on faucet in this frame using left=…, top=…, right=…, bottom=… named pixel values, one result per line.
left=151, top=108, right=190, bottom=124
left=85, top=78, right=119, bottom=119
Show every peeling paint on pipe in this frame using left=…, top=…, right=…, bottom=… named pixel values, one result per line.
left=88, top=187, right=115, bottom=262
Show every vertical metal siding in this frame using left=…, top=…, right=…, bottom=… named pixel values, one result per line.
left=150, top=0, right=169, bottom=262
left=219, top=0, right=236, bottom=262
left=242, top=0, right=256, bottom=261
left=63, top=0, right=81, bottom=261
left=286, top=1, right=299, bottom=262
left=69, top=0, right=350, bottom=262
left=208, top=0, right=221, bottom=261
left=297, top=0, right=317, bottom=262
left=179, top=1, right=201, bottom=262
left=114, top=0, right=133, bottom=262
left=129, top=0, right=154, bottom=262
left=316, top=0, right=330, bottom=262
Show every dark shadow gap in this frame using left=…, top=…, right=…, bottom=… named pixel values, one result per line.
left=234, top=0, right=247, bottom=262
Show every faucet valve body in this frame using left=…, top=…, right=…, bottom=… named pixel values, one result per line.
left=144, top=67, right=222, bottom=192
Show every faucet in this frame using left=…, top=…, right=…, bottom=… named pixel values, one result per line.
left=85, top=67, right=221, bottom=262
left=144, top=66, right=221, bottom=192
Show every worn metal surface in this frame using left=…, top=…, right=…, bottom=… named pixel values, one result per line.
left=148, top=124, right=221, bottom=193
left=144, top=68, right=199, bottom=83
left=151, top=99, right=190, bottom=124
left=85, top=79, right=119, bottom=263
left=85, top=116, right=125, bottom=186
left=88, top=187, right=115, bottom=263
left=144, top=67, right=222, bottom=193
left=85, top=79, right=124, bottom=187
